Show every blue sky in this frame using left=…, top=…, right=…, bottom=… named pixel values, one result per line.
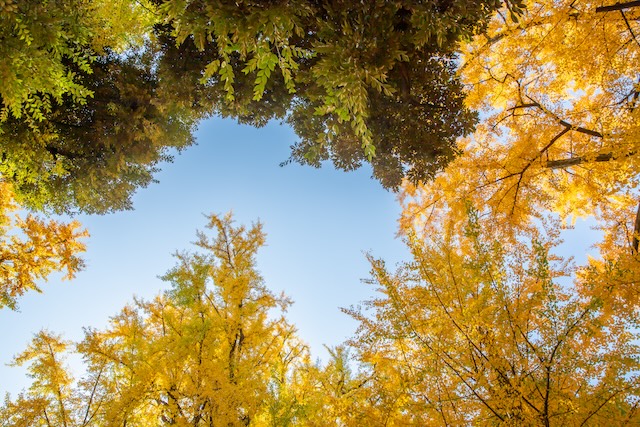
left=0, top=117, right=410, bottom=396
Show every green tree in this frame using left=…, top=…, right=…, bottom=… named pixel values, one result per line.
left=151, top=0, right=518, bottom=188
left=2, top=51, right=196, bottom=214
left=1, top=0, right=526, bottom=203
left=0, top=0, right=155, bottom=125
left=0, top=0, right=197, bottom=214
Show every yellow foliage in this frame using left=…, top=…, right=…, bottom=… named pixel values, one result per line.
left=392, top=2, right=640, bottom=423
left=2, top=330, right=75, bottom=427
left=86, top=0, right=157, bottom=53
left=405, top=0, right=639, bottom=222
left=351, top=209, right=640, bottom=425
left=400, top=0, right=640, bottom=304
left=0, top=214, right=314, bottom=427
left=0, top=182, right=87, bottom=309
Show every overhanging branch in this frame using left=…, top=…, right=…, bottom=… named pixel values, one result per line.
left=596, top=1, right=640, bottom=13
left=509, top=101, right=604, bottom=138
left=545, top=151, right=635, bottom=169
left=545, top=153, right=614, bottom=169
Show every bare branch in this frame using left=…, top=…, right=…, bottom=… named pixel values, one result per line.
left=633, top=200, right=640, bottom=254
left=508, top=126, right=570, bottom=213
left=596, top=1, right=640, bottom=13
left=545, top=151, right=635, bottom=169
left=506, top=103, right=539, bottom=111
left=619, top=10, right=640, bottom=49
left=545, top=153, right=614, bottom=169
left=510, top=101, right=604, bottom=138
left=557, top=120, right=603, bottom=138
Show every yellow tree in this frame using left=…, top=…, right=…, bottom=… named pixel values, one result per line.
left=288, top=346, right=374, bottom=427
left=401, top=0, right=640, bottom=320
left=76, top=214, right=303, bottom=426
left=253, top=332, right=315, bottom=426
left=0, top=182, right=87, bottom=310
left=348, top=208, right=640, bottom=426
left=0, top=213, right=308, bottom=427
left=0, top=330, right=107, bottom=427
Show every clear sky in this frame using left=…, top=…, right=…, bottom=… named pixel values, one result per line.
left=0, top=116, right=410, bottom=396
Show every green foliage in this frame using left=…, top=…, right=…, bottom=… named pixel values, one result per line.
left=1, top=51, right=196, bottom=214
left=152, top=0, right=507, bottom=188
left=0, top=0, right=196, bottom=214
left=0, top=0, right=520, bottom=211
left=0, top=0, right=154, bottom=127
left=0, top=0, right=93, bottom=124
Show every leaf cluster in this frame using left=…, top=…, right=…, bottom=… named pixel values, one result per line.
left=0, top=182, right=87, bottom=310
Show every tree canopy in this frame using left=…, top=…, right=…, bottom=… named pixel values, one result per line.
left=152, top=0, right=517, bottom=188
left=2, top=51, right=197, bottom=214
left=346, top=209, right=640, bottom=425
left=400, top=0, right=640, bottom=313
left=0, top=0, right=196, bottom=214
left=388, top=0, right=640, bottom=421
left=4, top=212, right=639, bottom=425
left=1, top=0, right=521, bottom=216
left=0, top=0, right=517, bottom=308
left=0, top=215, right=312, bottom=426
left=4, top=0, right=640, bottom=425
left=403, top=0, right=640, bottom=224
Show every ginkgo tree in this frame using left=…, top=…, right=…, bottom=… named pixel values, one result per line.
left=404, top=0, right=640, bottom=226
left=0, top=214, right=315, bottom=426
left=4, top=209, right=640, bottom=425
left=375, top=0, right=640, bottom=423
left=79, top=213, right=299, bottom=426
left=0, top=330, right=79, bottom=427
left=346, top=0, right=640, bottom=416
left=401, top=0, right=640, bottom=309
left=347, top=208, right=640, bottom=425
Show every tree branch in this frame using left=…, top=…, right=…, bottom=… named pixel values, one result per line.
left=545, top=153, right=613, bottom=169
left=619, top=10, right=640, bottom=49
left=505, top=126, right=570, bottom=213
left=545, top=151, right=635, bottom=169
left=81, top=364, right=105, bottom=426
left=45, top=144, right=81, bottom=160
left=633, top=199, right=640, bottom=254
left=596, top=1, right=640, bottom=13
left=510, top=101, right=604, bottom=138
left=557, top=120, right=603, bottom=138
